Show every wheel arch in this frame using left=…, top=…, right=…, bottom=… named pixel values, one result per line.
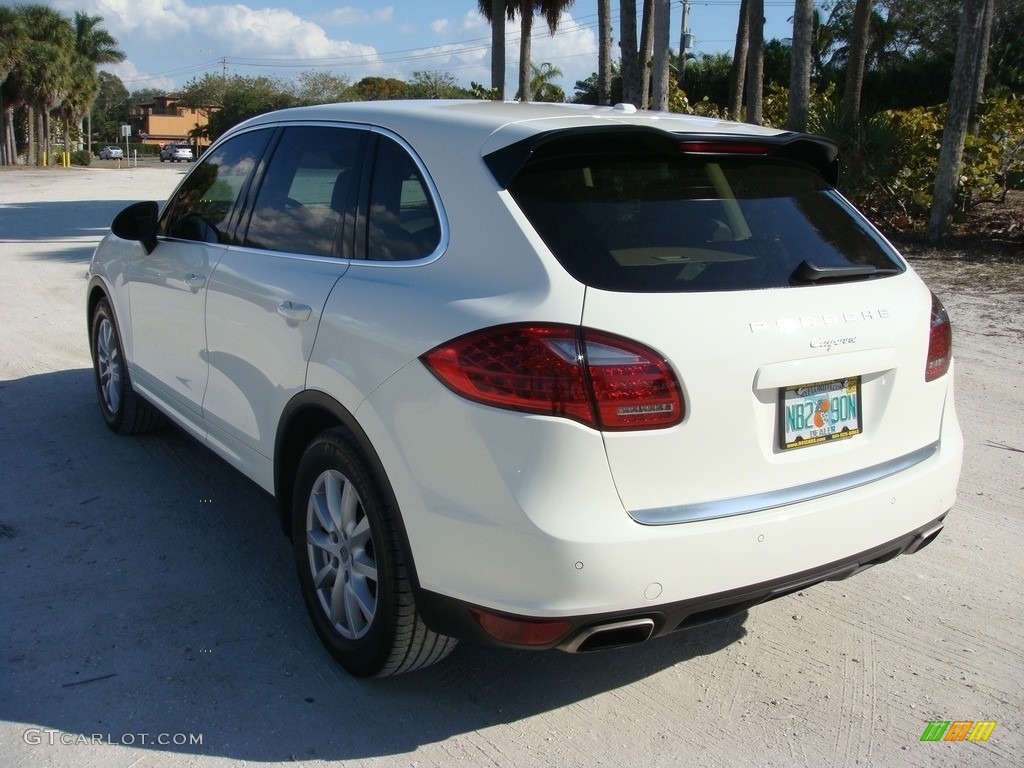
left=86, top=278, right=112, bottom=351
left=274, top=390, right=423, bottom=591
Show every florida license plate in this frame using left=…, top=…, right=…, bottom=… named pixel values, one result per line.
left=779, top=377, right=862, bottom=450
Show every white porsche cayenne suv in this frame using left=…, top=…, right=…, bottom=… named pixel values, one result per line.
left=87, top=101, right=962, bottom=677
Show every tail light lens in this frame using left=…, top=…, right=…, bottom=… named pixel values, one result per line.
left=926, top=293, right=952, bottom=382
left=421, top=324, right=684, bottom=431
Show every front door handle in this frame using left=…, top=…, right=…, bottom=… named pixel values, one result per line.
left=277, top=300, right=312, bottom=322
left=183, top=273, right=207, bottom=290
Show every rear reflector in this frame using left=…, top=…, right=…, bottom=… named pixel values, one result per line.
left=470, top=608, right=573, bottom=646
left=925, top=293, right=952, bottom=382
left=421, top=324, right=684, bottom=430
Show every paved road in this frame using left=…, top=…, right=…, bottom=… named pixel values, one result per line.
left=1, top=167, right=1021, bottom=767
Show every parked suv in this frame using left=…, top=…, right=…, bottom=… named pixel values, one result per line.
left=160, top=143, right=193, bottom=162
left=87, top=101, right=962, bottom=677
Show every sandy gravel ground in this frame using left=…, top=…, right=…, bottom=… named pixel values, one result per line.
left=1, top=166, right=1021, bottom=767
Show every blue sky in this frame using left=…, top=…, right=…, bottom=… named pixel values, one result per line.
left=26, top=1, right=800, bottom=95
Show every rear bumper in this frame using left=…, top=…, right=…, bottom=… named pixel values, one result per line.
left=418, top=512, right=948, bottom=651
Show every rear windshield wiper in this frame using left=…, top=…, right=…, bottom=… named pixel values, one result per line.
left=791, top=260, right=901, bottom=285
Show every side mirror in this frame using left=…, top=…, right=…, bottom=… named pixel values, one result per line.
left=111, top=201, right=159, bottom=254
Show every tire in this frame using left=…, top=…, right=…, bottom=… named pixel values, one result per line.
left=292, top=429, right=457, bottom=677
left=90, top=298, right=165, bottom=435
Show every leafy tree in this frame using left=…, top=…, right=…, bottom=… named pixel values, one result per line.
left=295, top=71, right=351, bottom=104
left=179, top=73, right=297, bottom=141
left=350, top=76, right=408, bottom=102
left=91, top=71, right=129, bottom=143
left=408, top=70, right=469, bottom=99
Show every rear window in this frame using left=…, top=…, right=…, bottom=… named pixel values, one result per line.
left=507, top=148, right=903, bottom=292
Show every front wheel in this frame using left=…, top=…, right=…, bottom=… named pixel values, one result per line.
left=90, top=298, right=165, bottom=434
left=292, top=429, right=456, bottom=676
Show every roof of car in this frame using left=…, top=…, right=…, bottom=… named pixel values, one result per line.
left=231, top=99, right=788, bottom=154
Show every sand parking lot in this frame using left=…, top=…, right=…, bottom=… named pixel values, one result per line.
left=1, top=166, right=1021, bottom=767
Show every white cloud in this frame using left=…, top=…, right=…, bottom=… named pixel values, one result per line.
left=325, top=6, right=394, bottom=26
left=430, top=19, right=450, bottom=35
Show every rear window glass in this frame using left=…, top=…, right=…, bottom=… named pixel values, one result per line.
left=507, top=151, right=903, bottom=292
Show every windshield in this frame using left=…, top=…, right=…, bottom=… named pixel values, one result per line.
left=507, top=151, right=904, bottom=292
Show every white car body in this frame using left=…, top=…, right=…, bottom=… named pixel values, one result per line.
left=98, top=145, right=123, bottom=160
left=160, top=144, right=193, bottom=162
left=87, top=101, right=962, bottom=674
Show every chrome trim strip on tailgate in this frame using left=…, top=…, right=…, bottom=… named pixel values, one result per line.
left=629, top=442, right=940, bottom=526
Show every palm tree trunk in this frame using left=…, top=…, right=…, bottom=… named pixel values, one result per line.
left=491, top=0, right=505, bottom=98
left=968, top=0, right=995, bottom=136
left=841, top=0, right=872, bottom=124
left=620, top=0, right=641, bottom=107
left=787, top=0, right=814, bottom=131
left=651, top=0, right=671, bottom=111
left=639, top=0, right=654, bottom=108
left=927, top=0, right=992, bottom=242
left=728, top=0, right=750, bottom=120
left=744, top=0, right=763, bottom=125
left=518, top=6, right=533, bottom=101
left=598, top=0, right=612, bottom=105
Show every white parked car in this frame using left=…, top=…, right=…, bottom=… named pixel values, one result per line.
left=98, top=145, right=123, bottom=160
left=160, top=144, right=193, bottom=162
left=87, top=101, right=962, bottom=677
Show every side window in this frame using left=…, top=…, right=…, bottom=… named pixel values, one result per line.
left=244, top=126, right=365, bottom=258
left=159, top=130, right=270, bottom=243
left=367, top=136, right=441, bottom=261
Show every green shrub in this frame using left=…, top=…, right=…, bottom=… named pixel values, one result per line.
left=71, top=149, right=92, bottom=166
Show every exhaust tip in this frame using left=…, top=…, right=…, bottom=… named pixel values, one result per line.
left=904, top=524, right=943, bottom=555
left=562, top=618, right=655, bottom=653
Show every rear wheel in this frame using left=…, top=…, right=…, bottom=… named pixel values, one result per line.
left=91, top=298, right=165, bottom=434
left=292, top=429, right=456, bottom=677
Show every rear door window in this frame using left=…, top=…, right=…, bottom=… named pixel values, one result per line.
left=507, top=145, right=904, bottom=292
left=243, top=125, right=366, bottom=258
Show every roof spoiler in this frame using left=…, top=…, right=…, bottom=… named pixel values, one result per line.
left=484, top=126, right=840, bottom=188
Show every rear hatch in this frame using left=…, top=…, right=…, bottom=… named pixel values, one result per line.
left=503, top=129, right=949, bottom=519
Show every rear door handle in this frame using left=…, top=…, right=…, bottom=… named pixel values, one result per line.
left=277, top=300, right=312, bottom=322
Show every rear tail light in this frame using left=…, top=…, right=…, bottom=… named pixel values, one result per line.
left=926, top=292, right=952, bottom=382
left=421, top=324, right=684, bottom=430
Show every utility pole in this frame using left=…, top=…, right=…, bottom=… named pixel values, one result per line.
left=221, top=57, right=229, bottom=79
left=677, top=0, right=692, bottom=89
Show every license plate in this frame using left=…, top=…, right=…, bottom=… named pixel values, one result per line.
left=779, top=377, right=862, bottom=450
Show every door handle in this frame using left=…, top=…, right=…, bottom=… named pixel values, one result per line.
left=277, top=300, right=312, bottom=322
left=183, top=273, right=206, bottom=290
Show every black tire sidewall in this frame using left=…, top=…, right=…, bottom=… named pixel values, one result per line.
left=91, top=299, right=126, bottom=432
left=291, top=431, right=399, bottom=677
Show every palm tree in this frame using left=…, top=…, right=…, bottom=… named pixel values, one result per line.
left=479, top=1, right=574, bottom=102
left=62, top=12, right=124, bottom=155
left=620, top=0, right=641, bottom=106
left=597, top=0, right=612, bottom=105
left=728, top=0, right=750, bottom=120
left=15, top=5, right=75, bottom=165
left=479, top=0, right=506, bottom=98
left=0, top=6, right=27, bottom=164
left=530, top=62, right=564, bottom=101
left=744, top=0, right=764, bottom=125
left=928, top=0, right=995, bottom=241
left=841, top=0, right=872, bottom=124
left=650, top=0, right=671, bottom=111
left=787, top=0, right=815, bottom=131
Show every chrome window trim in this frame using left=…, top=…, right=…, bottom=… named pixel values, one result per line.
left=629, top=442, right=940, bottom=526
